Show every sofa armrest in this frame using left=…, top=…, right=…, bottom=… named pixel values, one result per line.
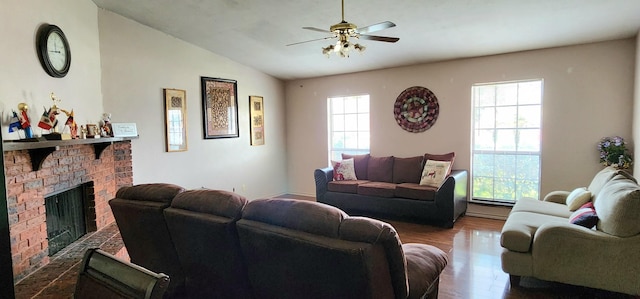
left=532, top=223, right=640, bottom=294
left=433, top=170, right=468, bottom=227
left=314, top=167, right=333, bottom=201
left=542, top=190, right=570, bottom=204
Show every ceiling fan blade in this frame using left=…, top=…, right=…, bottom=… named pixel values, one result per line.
left=356, top=21, right=396, bottom=35
left=302, top=27, right=332, bottom=33
left=358, top=35, right=399, bottom=43
left=286, top=36, right=334, bottom=46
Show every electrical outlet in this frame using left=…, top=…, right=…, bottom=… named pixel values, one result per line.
left=242, top=184, right=246, bottom=192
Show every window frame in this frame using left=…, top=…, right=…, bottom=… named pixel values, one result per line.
left=327, top=95, right=370, bottom=164
left=470, top=79, right=543, bottom=204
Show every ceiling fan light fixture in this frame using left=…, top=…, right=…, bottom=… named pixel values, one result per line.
left=323, top=37, right=365, bottom=58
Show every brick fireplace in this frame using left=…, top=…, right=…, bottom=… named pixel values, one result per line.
left=3, top=140, right=133, bottom=281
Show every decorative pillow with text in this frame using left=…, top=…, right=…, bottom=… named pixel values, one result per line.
left=419, top=159, right=452, bottom=187
left=331, top=158, right=358, bottom=181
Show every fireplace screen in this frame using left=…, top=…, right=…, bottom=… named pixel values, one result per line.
left=45, top=185, right=88, bottom=256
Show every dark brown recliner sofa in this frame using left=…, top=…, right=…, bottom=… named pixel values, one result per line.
left=164, top=190, right=252, bottom=299
left=236, top=198, right=449, bottom=299
left=109, top=183, right=186, bottom=298
left=111, top=185, right=448, bottom=299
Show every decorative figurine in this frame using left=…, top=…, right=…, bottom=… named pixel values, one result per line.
left=100, top=112, right=113, bottom=137
left=17, top=103, right=33, bottom=138
left=38, top=93, right=61, bottom=133
left=61, top=109, right=78, bottom=139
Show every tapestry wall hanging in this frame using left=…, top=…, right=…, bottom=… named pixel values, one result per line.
left=201, top=77, right=239, bottom=139
left=249, top=95, right=265, bottom=146
left=393, top=86, right=439, bottom=133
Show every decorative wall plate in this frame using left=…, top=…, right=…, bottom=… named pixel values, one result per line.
left=394, top=86, right=439, bottom=133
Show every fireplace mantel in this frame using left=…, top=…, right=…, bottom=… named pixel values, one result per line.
left=3, top=137, right=136, bottom=170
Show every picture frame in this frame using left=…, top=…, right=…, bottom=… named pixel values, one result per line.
left=164, top=88, right=188, bottom=152
left=200, top=77, right=239, bottom=139
left=249, top=95, right=265, bottom=146
left=86, top=124, right=98, bottom=138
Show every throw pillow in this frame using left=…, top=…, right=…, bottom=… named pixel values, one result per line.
left=392, top=156, right=424, bottom=184
left=569, top=202, right=598, bottom=229
left=423, top=152, right=455, bottom=176
left=331, top=158, right=358, bottom=181
left=367, top=156, right=394, bottom=183
left=342, top=153, right=370, bottom=180
left=419, top=159, right=452, bottom=187
left=565, top=187, right=592, bottom=211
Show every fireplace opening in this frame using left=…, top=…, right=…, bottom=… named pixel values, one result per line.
left=45, top=182, right=95, bottom=256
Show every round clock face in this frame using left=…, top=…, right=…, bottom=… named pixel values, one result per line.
left=37, top=24, right=71, bottom=78
left=46, top=32, right=67, bottom=71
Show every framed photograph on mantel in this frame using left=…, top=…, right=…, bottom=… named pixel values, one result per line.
left=200, top=77, right=239, bottom=139
left=249, top=95, right=265, bottom=146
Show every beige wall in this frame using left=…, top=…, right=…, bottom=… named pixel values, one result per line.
left=0, top=0, right=104, bottom=134
left=98, top=10, right=288, bottom=197
left=286, top=39, right=636, bottom=197
left=0, top=0, right=289, bottom=199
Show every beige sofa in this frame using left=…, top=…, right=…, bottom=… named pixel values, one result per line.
left=500, top=167, right=640, bottom=296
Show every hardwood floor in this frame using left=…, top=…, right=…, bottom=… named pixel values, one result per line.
left=14, top=196, right=635, bottom=298
left=388, top=216, right=632, bottom=299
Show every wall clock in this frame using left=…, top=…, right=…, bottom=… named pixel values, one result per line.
left=393, top=86, right=440, bottom=133
left=37, top=24, right=71, bottom=78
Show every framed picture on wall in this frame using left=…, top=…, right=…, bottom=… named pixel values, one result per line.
left=249, top=95, right=264, bottom=146
left=200, top=77, right=239, bottom=139
left=164, top=88, right=188, bottom=152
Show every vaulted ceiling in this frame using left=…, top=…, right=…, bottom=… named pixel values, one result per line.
left=92, top=0, right=640, bottom=80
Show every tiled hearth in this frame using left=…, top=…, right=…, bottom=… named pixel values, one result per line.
left=3, top=141, right=133, bottom=282
left=13, top=222, right=126, bottom=298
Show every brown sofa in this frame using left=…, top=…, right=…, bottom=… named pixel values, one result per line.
left=315, top=154, right=468, bottom=228
left=109, top=183, right=186, bottom=298
left=110, top=185, right=449, bottom=299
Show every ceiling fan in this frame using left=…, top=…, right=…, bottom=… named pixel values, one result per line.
left=286, top=0, right=399, bottom=57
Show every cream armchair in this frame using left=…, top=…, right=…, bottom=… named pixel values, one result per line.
left=500, top=167, right=640, bottom=296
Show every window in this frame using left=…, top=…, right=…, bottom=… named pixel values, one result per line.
left=471, top=80, right=542, bottom=204
left=328, top=95, right=370, bottom=162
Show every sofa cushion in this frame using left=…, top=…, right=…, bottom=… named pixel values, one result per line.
left=170, top=189, right=246, bottom=219
left=510, top=198, right=572, bottom=218
left=594, top=174, right=640, bottom=237
left=419, top=160, right=451, bottom=187
left=327, top=180, right=369, bottom=194
left=342, top=153, right=370, bottom=180
left=588, top=166, right=620, bottom=199
left=569, top=202, right=598, bottom=229
left=403, top=243, right=448, bottom=299
left=395, top=183, right=437, bottom=201
left=392, top=156, right=423, bottom=184
left=500, top=211, right=568, bottom=253
left=565, top=187, right=592, bottom=211
left=423, top=152, right=455, bottom=175
left=368, top=156, right=394, bottom=183
left=331, top=158, right=358, bottom=181
left=357, top=182, right=397, bottom=198
left=241, top=198, right=347, bottom=237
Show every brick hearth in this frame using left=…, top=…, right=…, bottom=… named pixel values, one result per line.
left=3, top=141, right=132, bottom=281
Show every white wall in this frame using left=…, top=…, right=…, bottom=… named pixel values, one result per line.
left=0, top=0, right=289, bottom=199
left=0, top=0, right=104, bottom=135
left=286, top=39, right=636, bottom=197
left=98, top=10, right=288, bottom=198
